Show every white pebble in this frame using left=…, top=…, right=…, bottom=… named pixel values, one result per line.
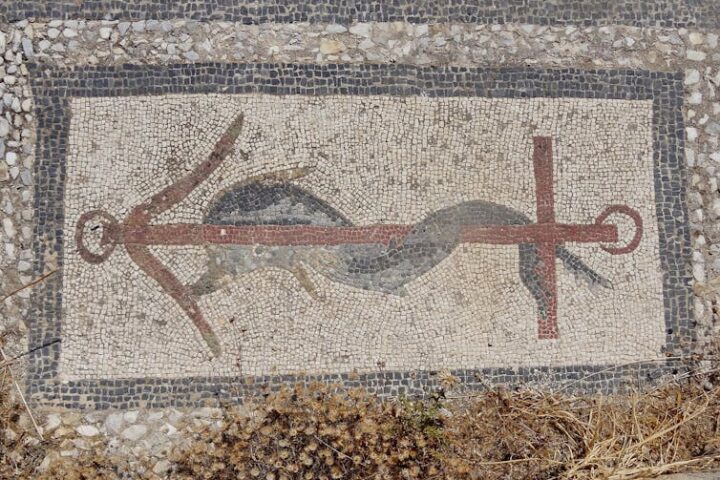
left=684, top=69, right=700, bottom=85
left=325, top=24, right=347, bottom=34
left=153, top=460, right=171, bottom=475
left=118, top=22, right=131, bottom=36
left=687, top=49, right=707, bottom=61
left=44, top=414, right=61, bottom=432
left=184, top=50, right=200, bottom=61
left=349, top=23, right=372, bottom=37
left=686, top=148, right=696, bottom=166
left=688, top=32, right=704, bottom=45
left=121, top=424, right=147, bottom=441
left=2, top=218, right=15, bottom=238
left=123, top=411, right=139, bottom=423
left=21, top=38, right=34, bottom=58
left=104, top=413, right=124, bottom=434
left=414, top=24, right=429, bottom=37
left=132, top=21, right=145, bottom=33
left=75, top=425, right=100, bottom=437
left=693, top=262, right=706, bottom=283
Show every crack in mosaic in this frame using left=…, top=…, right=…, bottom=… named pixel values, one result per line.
left=28, top=63, right=691, bottom=408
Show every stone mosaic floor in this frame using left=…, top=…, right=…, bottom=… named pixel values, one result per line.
left=0, top=1, right=717, bottom=409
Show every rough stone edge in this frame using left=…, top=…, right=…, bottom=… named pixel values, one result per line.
left=0, top=1, right=719, bottom=28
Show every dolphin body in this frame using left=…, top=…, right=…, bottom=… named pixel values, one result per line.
left=192, top=181, right=610, bottom=319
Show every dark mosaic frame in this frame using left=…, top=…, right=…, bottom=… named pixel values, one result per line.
left=1, top=0, right=720, bottom=28
left=27, top=63, right=691, bottom=409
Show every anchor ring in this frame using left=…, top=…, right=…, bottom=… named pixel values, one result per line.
left=75, top=209, right=119, bottom=264
left=595, top=205, right=643, bottom=255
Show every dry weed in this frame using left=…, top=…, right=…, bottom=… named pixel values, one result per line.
left=3, top=358, right=720, bottom=479
left=442, top=383, right=720, bottom=479
left=172, top=383, right=445, bottom=480
left=172, top=376, right=720, bottom=480
left=0, top=365, right=46, bottom=479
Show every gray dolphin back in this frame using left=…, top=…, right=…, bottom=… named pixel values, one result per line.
left=196, top=182, right=610, bottom=308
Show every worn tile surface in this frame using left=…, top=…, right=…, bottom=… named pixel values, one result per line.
left=24, top=63, right=690, bottom=407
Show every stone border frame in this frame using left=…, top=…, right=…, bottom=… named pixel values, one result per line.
left=1, top=1, right=719, bottom=27
left=27, top=63, right=690, bottom=409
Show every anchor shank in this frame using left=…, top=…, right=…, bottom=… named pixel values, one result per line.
left=534, top=137, right=556, bottom=224
left=536, top=243, right=559, bottom=339
left=114, top=223, right=617, bottom=247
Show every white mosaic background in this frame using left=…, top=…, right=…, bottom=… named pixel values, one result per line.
left=60, top=93, right=660, bottom=380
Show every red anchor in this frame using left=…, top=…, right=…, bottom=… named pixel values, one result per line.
left=75, top=115, right=643, bottom=357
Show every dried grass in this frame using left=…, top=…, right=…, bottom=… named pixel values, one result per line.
left=0, top=358, right=47, bottom=479
left=168, top=376, right=720, bottom=480
left=440, top=382, right=720, bottom=479
left=172, top=384, right=446, bottom=480
left=3, top=354, right=720, bottom=479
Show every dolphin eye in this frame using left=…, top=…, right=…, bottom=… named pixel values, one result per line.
left=254, top=245, right=266, bottom=256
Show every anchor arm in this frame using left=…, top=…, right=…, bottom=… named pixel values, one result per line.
left=126, top=114, right=245, bottom=224
left=122, top=114, right=246, bottom=357
left=126, top=244, right=222, bottom=357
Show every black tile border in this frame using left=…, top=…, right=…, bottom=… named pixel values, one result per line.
left=27, top=63, right=692, bottom=408
left=2, top=0, right=720, bottom=28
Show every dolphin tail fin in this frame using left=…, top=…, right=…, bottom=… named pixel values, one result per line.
left=556, top=246, right=612, bottom=289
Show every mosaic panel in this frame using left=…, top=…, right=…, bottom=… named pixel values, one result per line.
left=28, top=64, right=690, bottom=408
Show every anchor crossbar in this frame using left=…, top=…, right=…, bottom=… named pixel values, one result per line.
left=108, top=222, right=618, bottom=247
